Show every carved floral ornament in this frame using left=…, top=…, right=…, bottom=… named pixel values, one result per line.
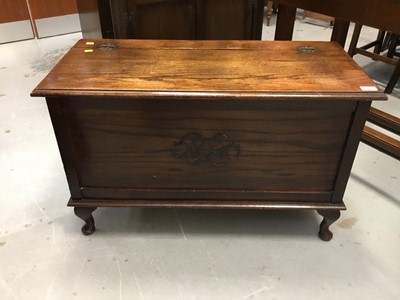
left=170, top=132, right=240, bottom=166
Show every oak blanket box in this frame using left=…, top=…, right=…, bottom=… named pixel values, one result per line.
left=31, top=39, right=387, bottom=240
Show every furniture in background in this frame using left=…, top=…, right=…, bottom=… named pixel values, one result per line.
left=265, top=1, right=276, bottom=26
left=274, top=0, right=400, bottom=47
left=0, top=0, right=34, bottom=43
left=76, top=0, right=114, bottom=38
left=348, top=28, right=400, bottom=158
left=273, top=0, right=400, bottom=160
left=0, top=0, right=80, bottom=43
left=77, top=0, right=265, bottom=40
left=349, top=29, right=400, bottom=158
left=27, top=0, right=80, bottom=38
left=32, top=39, right=386, bottom=240
left=302, top=11, right=334, bottom=26
left=348, top=25, right=400, bottom=94
left=362, top=108, right=400, bottom=159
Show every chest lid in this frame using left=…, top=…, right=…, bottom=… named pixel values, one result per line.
left=31, top=39, right=386, bottom=101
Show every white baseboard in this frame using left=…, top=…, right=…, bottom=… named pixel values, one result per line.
left=36, top=13, right=81, bottom=38
left=0, top=20, right=34, bottom=44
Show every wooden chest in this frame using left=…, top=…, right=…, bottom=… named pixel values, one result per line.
left=31, top=39, right=386, bottom=240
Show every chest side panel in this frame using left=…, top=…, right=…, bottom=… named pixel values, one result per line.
left=61, top=98, right=356, bottom=201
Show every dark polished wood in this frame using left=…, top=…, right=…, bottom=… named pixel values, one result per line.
left=74, top=207, right=97, bottom=235
left=122, top=0, right=196, bottom=39
left=272, top=6, right=295, bottom=42
left=331, top=101, right=372, bottom=203
left=330, top=19, right=350, bottom=48
left=61, top=98, right=356, bottom=192
left=196, top=0, right=264, bottom=40
left=77, top=0, right=264, bottom=40
left=32, top=39, right=386, bottom=239
left=274, top=4, right=296, bottom=41
left=274, top=0, right=400, bottom=160
left=368, top=107, right=400, bottom=133
left=362, top=126, right=400, bottom=159
left=317, top=210, right=341, bottom=241
left=386, top=61, right=400, bottom=94
left=80, top=188, right=332, bottom=202
left=69, top=199, right=346, bottom=210
left=46, top=99, right=82, bottom=199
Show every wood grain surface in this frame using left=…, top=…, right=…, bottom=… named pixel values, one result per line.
left=60, top=97, right=356, bottom=200
left=27, top=0, right=78, bottom=19
left=31, top=39, right=385, bottom=236
left=196, top=0, right=253, bottom=39
left=0, top=0, right=30, bottom=23
left=125, top=0, right=196, bottom=39
left=32, top=39, right=386, bottom=100
left=363, top=126, right=400, bottom=158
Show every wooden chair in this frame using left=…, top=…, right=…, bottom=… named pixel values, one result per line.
left=265, top=1, right=277, bottom=26
left=348, top=24, right=400, bottom=159
left=348, top=24, right=400, bottom=94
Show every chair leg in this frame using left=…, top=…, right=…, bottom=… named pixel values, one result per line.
left=385, top=60, right=400, bottom=94
left=348, top=24, right=362, bottom=57
left=387, top=34, right=398, bottom=58
left=272, top=2, right=278, bottom=13
left=373, top=30, right=386, bottom=54
left=266, top=1, right=273, bottom=26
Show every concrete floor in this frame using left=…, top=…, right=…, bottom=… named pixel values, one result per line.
left=0, top=13, right=399, bottom=300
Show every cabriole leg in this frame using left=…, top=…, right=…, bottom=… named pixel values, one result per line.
left=74, top=207, right=97, bottom=235
left=317, top=210, right=341, bottom=241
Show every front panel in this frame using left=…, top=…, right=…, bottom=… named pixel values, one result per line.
left=60, top=98, right=357, bottom=202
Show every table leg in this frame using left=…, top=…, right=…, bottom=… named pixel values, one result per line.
left=74, top=207, right=97, bottom=235
left=317, top=210, right=341, bottom=241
